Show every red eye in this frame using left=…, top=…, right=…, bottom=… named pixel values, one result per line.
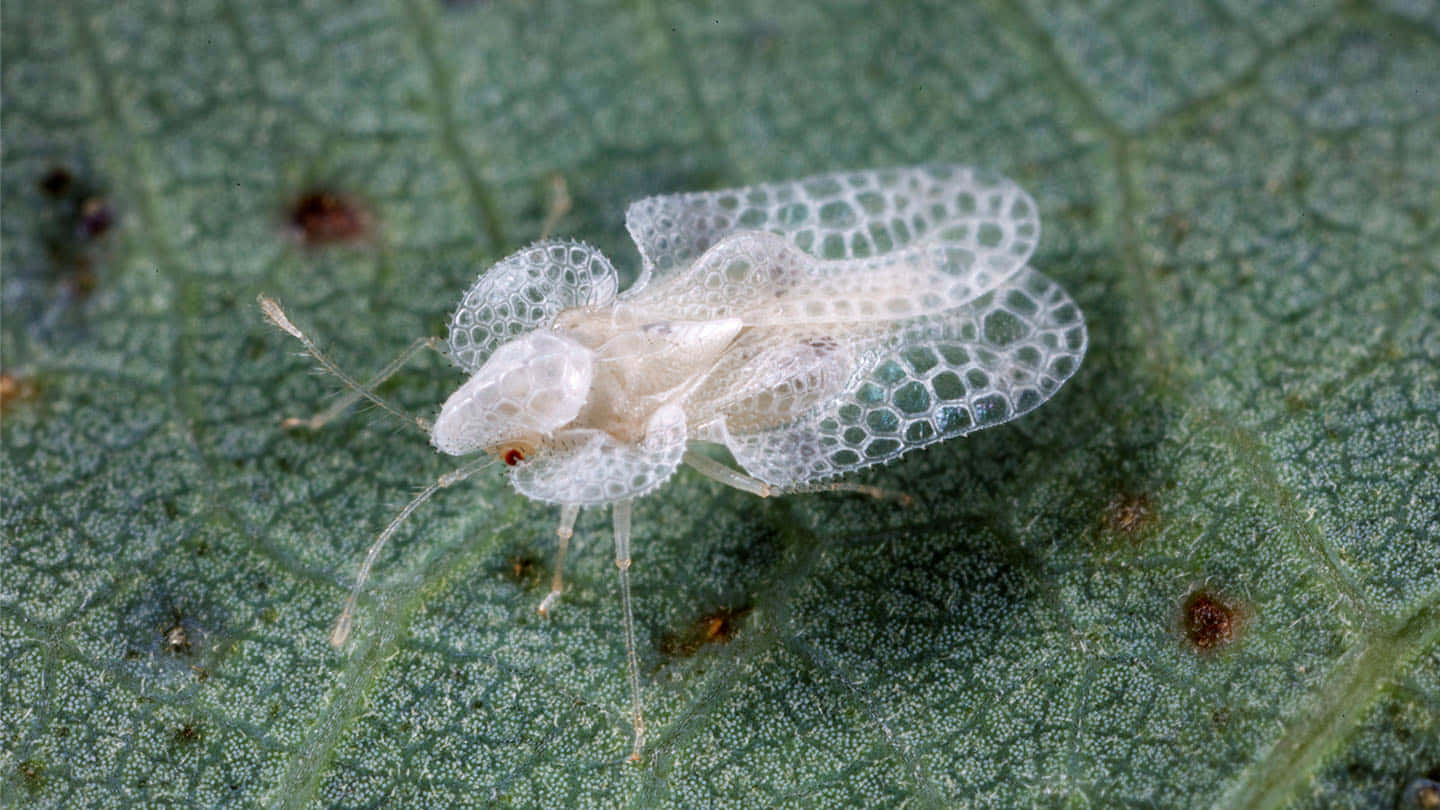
left=503, top=448, right=526, bottom=466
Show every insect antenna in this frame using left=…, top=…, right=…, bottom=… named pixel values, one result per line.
left=258, top=294, right=434, bottom=434
left=330, top=456, right=497, bottom=648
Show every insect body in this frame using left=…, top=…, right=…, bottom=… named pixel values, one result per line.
left=260, top=165, right=1087, bottom=762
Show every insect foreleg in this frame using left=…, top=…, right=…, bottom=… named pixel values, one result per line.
left=612, top=499, right=646, bottom=762
left=537, top=503, right=580, bottom=617
left=329, top=456, right=495, bottom=648
left=258, top=294, right=436, bottom=433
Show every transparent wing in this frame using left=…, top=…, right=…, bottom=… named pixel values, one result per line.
left=446, top=241, right=619, bottom=373
left=626, top=229, right=1030, bottom=327
left=719, top=266, right=1086, bottom=488
left=509, top=405, right=687, bottom=506
left=623, top=164, right=1039, bottom=298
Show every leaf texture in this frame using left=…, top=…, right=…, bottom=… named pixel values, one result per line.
left=2, top=1, right=1437, bottom=807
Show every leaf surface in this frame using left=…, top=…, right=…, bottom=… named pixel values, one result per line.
left=3, top=1, right=1438, bottom=807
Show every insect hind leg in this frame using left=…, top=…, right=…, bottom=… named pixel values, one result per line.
left=684, top=451, right=912, bottom=506
left=612, top=499, right=646, bottom=762
left=683, top=451, right=774, bottom=498
left=787, top=480, right=913, bottom=506
left=537, top=504, right=580, bottom=617
left=258, top=294, right=437, bottom=433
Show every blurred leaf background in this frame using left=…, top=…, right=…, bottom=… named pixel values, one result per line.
left=2, top=0, right=1438, bottom=807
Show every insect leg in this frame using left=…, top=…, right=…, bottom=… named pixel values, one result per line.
left=258, top=295, right=435, bottom=434
left=612, top=499, right=646, bottom=762
left=537, top=504, right=580, bottom=617
left=788, top=480, right=914, bottom=506
left=329, top=456, right=495, bottom=648
left=684, top=450, right=912, bottom=504
left=682, top=451, right=773, bottom=498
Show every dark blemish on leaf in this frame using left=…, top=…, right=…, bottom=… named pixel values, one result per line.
left=1062, top=201, right=1096, bottom=225
left=1163, top=213, right=1191, bottom=245
left=503, top=553, right=540, bottom=586
left=1266, top=168, right=1310, bottom=195
left=659, top=605, right=752, bottom=658
left=1104, top=491, right=1157, bottom=536
left=260, top=607, right=278, bottom=624
left=39, top=166, right=74, bottom=196
left=287, top=189, right=368, bottom=246
left=53, top=726, right=68, bottom=738
left=1181, top=590, right=1241, bottom=651
left=173, top=723, right=202, bottom=744
left=32, top=162, right=116, bottom=303
left=243, top=334, right=268, bottom=361
left=162, top=612, right=192, bottom=655
left=17, top=759, right=45, bottom=794
left=1403, top=205, right=1430, bottom=231
left=1403, top=778, right=1440, bottom=810
left=162, top=499, right=179, bottom=519
left=1210, top=706, right=1231, bottom=728
left=125, top=648, right=143, bottom=660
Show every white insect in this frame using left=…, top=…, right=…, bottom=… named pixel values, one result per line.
left=260, top=165, right=1087, bottom=762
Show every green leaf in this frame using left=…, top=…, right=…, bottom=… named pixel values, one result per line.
left=3, top=1, right=1437, bottom=807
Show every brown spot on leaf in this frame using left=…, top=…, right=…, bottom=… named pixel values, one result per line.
left=287, top=189, right=368, bottom=246
left=17, top=759, right=45, bottom=794
left=503, top=554, right=539, bottom=586
left=0, top=373, right=40, bottom=412
left=79, top=197, right=115, bottom=238
left=1181, top=590, right=1241, bottom=651
left=1062, top=201, right=1096, bottom=225
left=173, top=723, right=202, bottom=744
left=660, top=605, right=752, bottom=658
left=1163, top=212, right=1192, bottom=245
left=1104, top=491, right=1157, bottom=536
